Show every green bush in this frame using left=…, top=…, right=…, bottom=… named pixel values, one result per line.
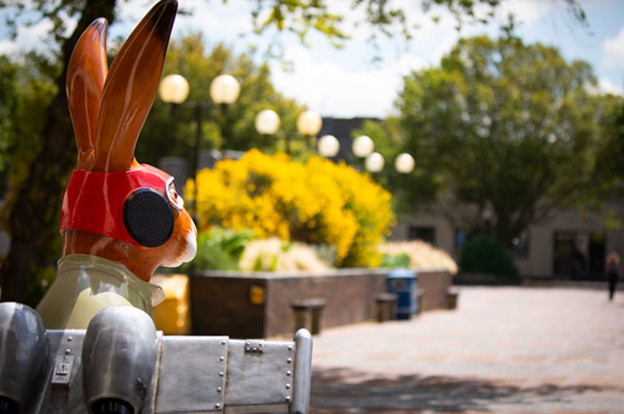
left=380, top=253, right=411, bottom=269
left=459, top=235, right=519, bottom=278
left=182, top=227, right=255, bottom=273
left=189, top=150, right=395, bottom=267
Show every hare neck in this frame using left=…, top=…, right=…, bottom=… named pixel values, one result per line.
left=62, top=230, right=161, bottom=282
left=36, top=254, right=164, bottom=329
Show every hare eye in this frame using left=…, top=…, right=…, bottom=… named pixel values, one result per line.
left=166, top=179, right=184, bottom=210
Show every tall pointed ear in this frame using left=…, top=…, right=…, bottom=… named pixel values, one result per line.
left=66, top=18, right=108, bottom=170
left=94, top=0, right=177, bottom=172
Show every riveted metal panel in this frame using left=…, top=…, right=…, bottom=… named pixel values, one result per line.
left=224, top=339, right=294, bottom=412
left=29, top=330, right=87, bottom=414
left=154, top=336, right=229, bottom=413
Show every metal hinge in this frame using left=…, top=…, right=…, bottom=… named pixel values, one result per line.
left=244, top=339, right=264, bottom=354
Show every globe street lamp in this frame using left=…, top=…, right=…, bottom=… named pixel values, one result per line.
left=352, top=135, right=375, bottom=158
left=209, top=74, right=241, bottom=106
left=296, top=110, right=323, bottom=137
left=159, top=73, right=240, bottom=172
left=159, top=73, right=240, bottom=216
left=254, top=109, right=323, bottom=154
left=394, top=153, right=415, bottom=174
left=318, top=135, right=340, bottom=158
left=158, top=74, right=190, bottom=104
left=254, top=109, right=281, bottom=136
left=365, top=152, right=385, bottom=173
left=365, top=152, right=415, bottom=175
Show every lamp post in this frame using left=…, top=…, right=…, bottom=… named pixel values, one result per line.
left=254, top=109, right=323, bottom=154
left=159, top=73, right=240, bottom=174
left=159, top=73, right=240, bottom=216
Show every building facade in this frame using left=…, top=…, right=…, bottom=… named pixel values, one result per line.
left=392, top=203, right=624, bottom=280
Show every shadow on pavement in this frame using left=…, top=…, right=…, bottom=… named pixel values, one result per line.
left=311, top=367, right=621, bottom=413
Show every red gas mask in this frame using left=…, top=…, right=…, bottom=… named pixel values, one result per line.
left=60, top=165, right=184, bottom=247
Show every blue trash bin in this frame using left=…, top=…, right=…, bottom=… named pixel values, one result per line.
left=386, top=268, right=417, bottom=320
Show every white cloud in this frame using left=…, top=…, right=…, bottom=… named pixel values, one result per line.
left=270, top=45, right=428, bottom=118
left=597, top=77, right=624, bottom=96
left=494, top=0, right=557, bottom=25
left=0, top=7, right=77, bottom=57
left=602, top=27, right=624, bottom=69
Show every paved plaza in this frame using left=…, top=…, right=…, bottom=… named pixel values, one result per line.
left=309, top=286, right=624, bottom=413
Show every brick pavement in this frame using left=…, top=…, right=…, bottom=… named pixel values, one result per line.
left=309, top=286, right=624, bottom=413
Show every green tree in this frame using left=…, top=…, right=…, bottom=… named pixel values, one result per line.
left=591, top=98, right=624, bottom=227
left=353, top=118, right=439, bottom=212
left=0, top=0, right=587, bottom=302
left=139, top=35, right=306, bottom=171
left=395, top=36, right=618, bottom=247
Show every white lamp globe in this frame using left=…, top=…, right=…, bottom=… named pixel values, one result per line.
left=159, top=74, right=190, bottom=104
left=318, top=135, right=340, bottom=157
left=296, top=110, right=323, bottom=136
left=395, top=153, right=415, bottom=174
left=210, top=74, right=240, bottom=105
left=352, top=135, right=374, bottom=158
left=255, top=110, right=281, bottom=135
left=365, top=152, right=384, bottom=173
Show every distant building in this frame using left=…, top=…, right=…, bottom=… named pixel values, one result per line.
left=392, top=203, right=624, bottom=280
left=321, top=117, right=624, bottom=280
left=319, top=117, right=379, bottom=162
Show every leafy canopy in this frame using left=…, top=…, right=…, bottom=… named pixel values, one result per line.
left=395, top=36, right=619, bottom=246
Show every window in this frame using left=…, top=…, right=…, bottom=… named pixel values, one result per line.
left=408, top=226, right=435, bottom=245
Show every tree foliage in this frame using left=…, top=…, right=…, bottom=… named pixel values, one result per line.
left=139, top=35, right=307, bottom=171
left=395, top=35, right=620, bottom=246
left=0, top=0, right=589, bottom=302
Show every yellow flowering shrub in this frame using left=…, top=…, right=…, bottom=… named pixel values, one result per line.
left=187, top=149, right=395, bottom=267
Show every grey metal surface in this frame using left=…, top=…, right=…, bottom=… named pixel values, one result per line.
left=154, top=335, right=229, bottom=413
left=292, top=329, right=313, bottom=414
left=224, top=338, right=294, bottom=412
left=82, top=307, right=159, bottom=413
left=0, top=305, right=313, bottom=413
left=30, top=329, right=87, bottom=414
left=0, top=303, right=47, bottom=411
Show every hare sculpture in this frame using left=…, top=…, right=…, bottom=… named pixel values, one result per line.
left=36, top=0, right=197, bottom=329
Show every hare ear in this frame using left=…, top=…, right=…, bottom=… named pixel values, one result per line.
left=93, top=0, right=177, bottom=172
left=66, top=18, right=108, bottom=170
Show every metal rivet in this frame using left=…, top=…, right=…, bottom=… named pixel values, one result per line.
left=287, top=357, right=292, bottom=364
left=67, top=336, right=73, bottom=342
left=288, top=345, right=293, bottom=351
left=219, top=371, right=224, bottom=377
left=220, top=356, right=225, bottom=362
left=217, top=386, right=222, bottom=393
left=286, top=384, right=291, bottom=389
left=285, top=396, right=291, bottom=402
left=286, top=370, right=292, bottom=376
left=65, top=349, right=71, bottom=355
left=215, top=403, right=221, bottom=409
left=221, top=340, right=227, bottom=345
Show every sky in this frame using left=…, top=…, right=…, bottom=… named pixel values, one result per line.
left=1, top=0, right=623, bottom=119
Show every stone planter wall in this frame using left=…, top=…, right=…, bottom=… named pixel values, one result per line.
left=188, top=268, right=452, bottom=339
left=417, top=270, right=455, bottom=311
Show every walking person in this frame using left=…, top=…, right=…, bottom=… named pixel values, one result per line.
left=606, top=251, right=621, bottom=301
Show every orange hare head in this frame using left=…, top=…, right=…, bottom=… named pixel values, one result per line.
left=61, top=0, right=196, bottom=282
